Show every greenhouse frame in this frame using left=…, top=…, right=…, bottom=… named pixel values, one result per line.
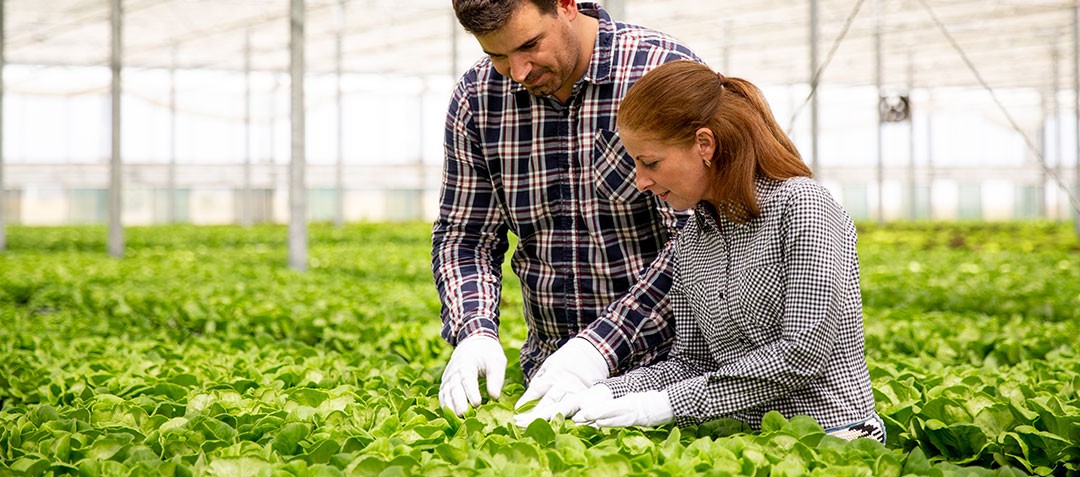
left=2, top=0, right=1080, bottom=257
left=3, top=2, right=1080, bottom=476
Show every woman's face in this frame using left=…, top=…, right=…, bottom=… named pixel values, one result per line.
left=620, top=127, right=717, bottom=211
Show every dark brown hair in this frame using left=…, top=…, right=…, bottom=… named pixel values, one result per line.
left=453, top=0, right=559, bottom=35
left=617, top=60, right=811, bottom=223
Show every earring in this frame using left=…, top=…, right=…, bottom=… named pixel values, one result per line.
left=703, top=156, right=712, bottom=168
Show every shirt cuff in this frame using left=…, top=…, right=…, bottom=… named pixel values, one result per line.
left=575, top=328, right=620, bottom=375
left=665, top=376, right=709, bottom=428
left=454, top=315, right=499, bottom=345
left=596, top=375, right=633, bottom=399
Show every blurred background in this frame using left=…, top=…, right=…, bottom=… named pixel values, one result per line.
left=1, top=0, right=1078, bottom=228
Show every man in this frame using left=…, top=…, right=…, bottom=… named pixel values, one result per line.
left=433, top=0, right=702, bottom=417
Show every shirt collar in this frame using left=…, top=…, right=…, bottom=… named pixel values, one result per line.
left=581, top=2, right=616, bottom=84
left=693, top=203, right=721, bottom=233
left=510, top=2, right=614, bottom=97
left=693, top=176, right=784, bottom=232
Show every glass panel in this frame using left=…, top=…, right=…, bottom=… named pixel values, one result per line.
left=957, top=184, right=982, bottom=220
left=841, top=184, right=869, bottom=221
left=69, top=189, right=107, bottom=224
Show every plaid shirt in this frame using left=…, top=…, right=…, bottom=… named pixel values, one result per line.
left=600, top=177, right=877, bottom=430
left=432, top=3, right=700, bottom=379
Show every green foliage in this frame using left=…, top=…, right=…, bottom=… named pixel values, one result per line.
left=1, top=222, right=1077, bottom=475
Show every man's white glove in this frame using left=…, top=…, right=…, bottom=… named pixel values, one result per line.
left=513, top=384, right=613, bottom=427
left=438, top=335, right=507, bottom=416
left=514, top=338, right=609, bottom=412
left=573, top=390, right=674, bottom=428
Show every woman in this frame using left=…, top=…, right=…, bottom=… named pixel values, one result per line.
left=519, top=60, right=883, bottom=443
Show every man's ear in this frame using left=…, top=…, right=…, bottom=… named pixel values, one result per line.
left=558, top=0, right=579, bottom=19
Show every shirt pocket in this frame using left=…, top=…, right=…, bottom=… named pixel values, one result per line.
left=592, top=129, right=649, bottom=204
left=733, top=263, right=785, bottom=341
left=684, top=280, right=751, bottom=362
left=681, top=281, right=714, bottom=330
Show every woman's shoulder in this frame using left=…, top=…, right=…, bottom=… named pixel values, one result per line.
left=759, top=176, right=834, bottom=208
left=759, top=176, right=853, bottom=226
left=768, top=174, right=833, bottom=205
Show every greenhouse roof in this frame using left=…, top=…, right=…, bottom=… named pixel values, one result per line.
left=4, top=0, right=1079, bottom=92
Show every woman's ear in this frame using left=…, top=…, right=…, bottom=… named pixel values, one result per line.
left=695, top=127, right=716, bottom=161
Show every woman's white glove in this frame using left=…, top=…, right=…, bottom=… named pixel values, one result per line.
left=573, top=390, right=674, bottom=428
left=514, top=338, right=609, bottom=412
left=513, top=384, right=613, bottom=427
left=438, top=335, right=507, bottom=416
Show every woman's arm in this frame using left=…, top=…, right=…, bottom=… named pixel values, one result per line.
left=665, top=184, right=857, bottom=426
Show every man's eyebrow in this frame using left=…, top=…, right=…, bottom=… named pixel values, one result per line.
left=482, top=32, right=544, bottom=57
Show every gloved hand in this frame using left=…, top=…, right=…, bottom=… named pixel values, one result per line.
left=573, top=390, right=674, bottom=427
left=438, top=335, right=507, bottom=416
left=513, top=384, right=613, bottom=427
left=514, top=338, right=609, bottom=412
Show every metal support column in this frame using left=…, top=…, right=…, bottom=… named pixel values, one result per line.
left=874, top=0, right=885, bottom=224
left=1051, top=38, right=1062, bottom=220
left=722, top=20, right=731, bottom=74
left=809, top=0, right=820, bottom=174
left=451, top=13, right=459, bottom=78
left=168, top=46, right=178, bottom=224
left=243, top=30, right=253, bottom=227
left=289, top=0, right=308, bottom=271
left=417, top=84, right=427, bottom=220
left=907, top=53, right=916, bottom=219
left=268, top=75, right=279, bottom=223
left=926, top=90, right=935, bottom=219
left=108, top=0, right=124, bottom=257
left=605, top=0, right=625, bottom=21
left=0, top=0, right=6, bottom=251
left=335, top=0, right=346, bottom=228
left=1074, top=1, right=1080, bottom=235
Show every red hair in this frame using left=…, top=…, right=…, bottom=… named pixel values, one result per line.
left=617, top=60, right=811, bottom=223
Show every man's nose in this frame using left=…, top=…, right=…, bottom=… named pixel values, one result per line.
left=509, top=55, right=532, bottom=83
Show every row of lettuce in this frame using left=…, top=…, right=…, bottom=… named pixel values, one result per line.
left=0, top=222, right=1077, bottom=475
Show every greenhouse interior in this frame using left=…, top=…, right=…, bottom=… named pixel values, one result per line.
left=1, top=0, right=1079, bottom=475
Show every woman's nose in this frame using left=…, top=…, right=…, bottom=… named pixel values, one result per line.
left=634, top=171, right=652, bottom=192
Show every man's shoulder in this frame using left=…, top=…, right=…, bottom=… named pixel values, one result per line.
left=601, top=22, right=701, bottom=83
left=610, top=22, right=699, bottom=59
left=451, top=58, right=515, bottom=106
left=455, top=57, right=504, bottom=90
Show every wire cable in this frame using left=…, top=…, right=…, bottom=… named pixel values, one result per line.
left=785, top=0, right=867, bottom=135
left=7, top=0, right=164, bottom=48
left=916, top=0, right=1080, bottom=214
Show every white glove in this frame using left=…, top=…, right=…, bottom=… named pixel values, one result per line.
left=573, top=390, right=674, bottom=428
left=514, top=338, right=609, bottom=411
left=438, top=335, right=507, bottom=416
left=513, top=384, right=613, bottom=427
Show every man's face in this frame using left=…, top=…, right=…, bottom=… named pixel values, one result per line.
left=475, top=1, right=582, bottom=99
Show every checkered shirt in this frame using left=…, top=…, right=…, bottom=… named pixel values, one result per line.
left=432, top=3, right=701, bottom=379
left=599, top=177, right=877, bottom=430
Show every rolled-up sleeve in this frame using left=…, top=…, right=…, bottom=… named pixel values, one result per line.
left=431, top=80, right=510, bottom=345
left=667, top=186, right=852, bottom=426
left=579, top=221, right=680, bottom=374
left=597, top=261, right=714, bottom=396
